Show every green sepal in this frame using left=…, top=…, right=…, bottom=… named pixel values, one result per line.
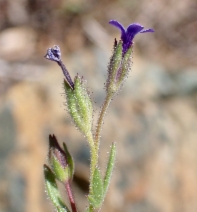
left=63, top=142, right=74, bottom=179
left=106, top=41, right=122, bottom=94
left=110, top=41, right=123, bottom=84
left=64, top=75, right=93, bottom=137
left=106, top=41, right=133, bottom=96
left=117, top=47, right=132, bottom=88
left=48, top=134, right=74, bottom=183
left=51, top=156, right=71, bottom=183
left=88, top=167, right=104, bottom=208
left=44, top=165, right=70, bottom=212
left=103, top=142, right=116, bottom=195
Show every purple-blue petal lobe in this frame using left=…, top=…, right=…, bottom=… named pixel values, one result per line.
left=109, top=20, right=126, bottom=40
left=124, top=24, right=145, bottom=52
left=127, top=23, right=144, bottom=34
left=45, top=45, right=61, bottom=62
left=109, top=20, right=154, bottom=55
left=140, top=28, right=154, bottom=33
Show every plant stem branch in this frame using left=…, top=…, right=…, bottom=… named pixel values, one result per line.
left=94, top=93, right=112, bottom=153
left=87, top=92, right=113, bottom=211
left=57, top=60, right=74, bottom=89
left=86, top=133, right=97, bottom=193
left=65, top=181, right=77, bottom=212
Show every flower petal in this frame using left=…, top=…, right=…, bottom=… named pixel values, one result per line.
left=109, top=20, right=126, bottom=40
left=121, top=24, right=144, bottom=53
left=45, top=45, right=61, bottom=62
left=109, top=20, right=154, bottom=55
left=126, top=23, right=144, bottom=36
left=140, top=28, right=154, bottom=33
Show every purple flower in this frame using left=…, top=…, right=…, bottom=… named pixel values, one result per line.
left=109, top=20, right=154, bottom=55
left=45, top=45, right=61, bottom=62
left=45, top=45, right=74, bottom=89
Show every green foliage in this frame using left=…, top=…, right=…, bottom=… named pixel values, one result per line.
left=106, top=41, right=123, bottom=95
left=50, top=156, right=71, bottom=182
left=106, top=41, right=133, bottom=97
left=117, top=47, right=132, bottom=88
left=63, top=142, right=75, bottom=179
left=44, top=165, right=70, bottom=212
left=64, top=75, right=93, bottom=137
left=87, top=143, right=116, bottom=211
left=103, top=142, right=116, bottom=195
left=48, top=135, right=74, bottom=183
left=88, top=167, right=104, bottom=209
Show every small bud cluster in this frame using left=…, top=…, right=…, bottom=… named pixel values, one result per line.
left=45, top=45, right=61, bottom=62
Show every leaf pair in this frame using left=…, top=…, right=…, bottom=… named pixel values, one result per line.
left=88, top=142, right=116, bottom=210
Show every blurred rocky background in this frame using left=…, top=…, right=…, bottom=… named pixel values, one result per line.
left=0, top=0, right=197, bottom=212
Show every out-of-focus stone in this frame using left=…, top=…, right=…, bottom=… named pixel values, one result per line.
left=137, top=0, right=197, bottom=68
left=8, top=171, right=25, bottom=212
left=7, top=0, right=29, bottom=25
left=0, top=27, right=36, bottom=61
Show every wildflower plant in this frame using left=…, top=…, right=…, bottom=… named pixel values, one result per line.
left=43, top=20, right=154, bottom=212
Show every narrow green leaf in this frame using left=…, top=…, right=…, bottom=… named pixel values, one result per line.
left=103, top=142, right=116, bottom=195
left=63, top=142, right=75, bottom=179
left=88, top=167, right=104, bottom=208
left=44, top=165, right=70, bottom=212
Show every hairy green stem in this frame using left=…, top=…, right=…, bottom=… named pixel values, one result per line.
left=94, top=93, right=112, bottom=154
left=88, top=93, right=113, bottom=211
left=86, top=133, right=97, bottom=192
left=86, top=135, right=98, bottom=212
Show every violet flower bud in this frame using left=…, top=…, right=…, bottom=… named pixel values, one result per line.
left=48, top=134, right=74, bottom=183
left=45, top=45, right=61, bottom=62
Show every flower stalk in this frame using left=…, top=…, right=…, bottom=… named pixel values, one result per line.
left=65, top=181, right=77, bottom=212
left=94, top=93, right=112, bottom=153
left=86, top=132, right=97, bottom=191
